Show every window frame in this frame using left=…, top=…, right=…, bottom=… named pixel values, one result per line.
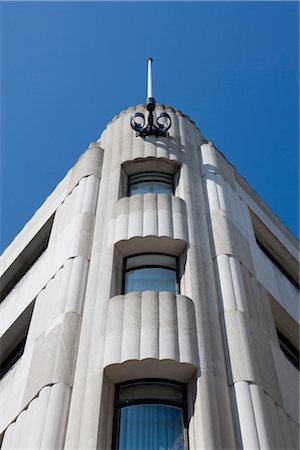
left=250, top=211, right=299, bottom=289
left=122, top=252, right=180, bottom=295
left=1, top=214, right=54, bottom=302
left=276, top=328, right=299, bottom=370
left=256, top=238, right=299, bottom=289
left=112, top=378, right=188, bottom=450
left=0, top=337, right=27, bottom=380
left=0, top=301, right=35, bottom=380
left=127, top=171, right=175, bottom=196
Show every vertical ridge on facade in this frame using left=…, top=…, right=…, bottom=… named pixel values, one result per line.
left=0, top=103, right=298, bottom=450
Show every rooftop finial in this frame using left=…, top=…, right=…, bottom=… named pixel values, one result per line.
left=147, top=57, right=153, bottom=98
left=146, top=57, right=155, bottom=113
left=130, top=57, right=171, bottom=137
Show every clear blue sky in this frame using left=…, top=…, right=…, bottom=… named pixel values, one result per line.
left=1, top=1, right=299, bottom=252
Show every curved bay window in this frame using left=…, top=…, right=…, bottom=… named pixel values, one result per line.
left=128, top=172, right=174, bottom=195
left=123, top=254, right=178, bottom=294
left=113, top=380, right=188, bottom=450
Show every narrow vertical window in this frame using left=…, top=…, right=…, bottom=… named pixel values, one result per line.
left=0, top=301, right=35, bottom=379
left=113, top=380, right=188, bottom=450
left=0, top=214, right=54, bottom=302
left=276, top=329, right=299, bottom=370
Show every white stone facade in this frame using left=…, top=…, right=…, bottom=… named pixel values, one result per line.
left=0, top=104, right=299, bottom=449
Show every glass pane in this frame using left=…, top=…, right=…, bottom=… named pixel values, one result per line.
left=125, top=268, right=176, bottom=293
left=130, top=181, right=173, bottom=195
left=126, top=254, right=176, bottom=270
left=130, top=172, right=173, bottom=184
left=118, top=404, right=186, bottom=450
left=119, top=382, right=184, bottom=404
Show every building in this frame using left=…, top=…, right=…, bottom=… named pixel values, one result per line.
left=0, top=83, right=299, bottom=449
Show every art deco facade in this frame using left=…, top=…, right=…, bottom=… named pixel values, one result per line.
left=0, top=104, right=299, bottom=449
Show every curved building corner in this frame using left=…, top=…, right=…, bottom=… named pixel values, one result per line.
left=0, top=103, right=299, bottom=449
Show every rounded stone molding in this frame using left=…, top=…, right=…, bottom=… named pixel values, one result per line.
left=122, top=157, right=180, bottom=176
left=104, top=359, right=196, bottom=384
left=114, top=194, right=188, bottom=256
left=97, top=104, right=205, bottom=168
left=103, top=291, right=199, bottom=371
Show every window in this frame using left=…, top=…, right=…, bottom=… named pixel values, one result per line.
left=128, top=172, right=174, bottom=196
left=0, top=302, right=34, bottom=380
left=250, top=211, right=299, bottom=289
left=113, top=379, right=188, bottom=450
left=1, top=214, right=54, bottom=302
left=277, top=329, right=299, bottom=370
left=256, top=239, right=299, bottom=289
left=123, top=254, right=178, bottom=294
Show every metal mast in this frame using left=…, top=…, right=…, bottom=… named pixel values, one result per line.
left=130, top=58, right=171, bottom=137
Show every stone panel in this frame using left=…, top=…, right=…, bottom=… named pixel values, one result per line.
left=1, top=145, right=103, bottom=276
left=240, top=262, right=278, bottom=341
left=114, top=194, right=188, bottom=255
left=103, top=292, right=198, bottom=368
left=23, top=312, right=80, bottom=405
left=188, top=372, right=236, bottom=450
left=234, top=381, right=260, bottom=449
left=99, top=105, right=193, bottom=167
left=210, top=210, right=254, bottom=273
left=201, top=142, right=236, bottom=191
left=1, top=383, right=71, bottom=449
left=0, top=345, right=34, bottom=433
left=205, top=172, right=253, bottom=238
left=26, top=256, right=89, bottom=346
left=0, top=313, right=80, bottom=432
left=224, top=310, right=281, bottom=403
left=1, top=175, right=98, bottom=337
left=216, top=254, right=248, bottom=313
left=271, top=340, right=299, bottom=424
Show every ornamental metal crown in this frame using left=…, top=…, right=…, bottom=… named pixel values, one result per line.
left=130, top=58, right=172, bottom=138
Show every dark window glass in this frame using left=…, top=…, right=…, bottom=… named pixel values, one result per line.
left=114, top=380, right=188, bottom=450
left=128, top=172, right=174, bottom=195
left=256, top=239, right=299, bottom=289
left=277, top=329, right=299, bottom=370
left=0, top=337, right=27, bottom=380
left=0, top=302, right=34, bottom=379
left=1, top=214, right=54, bottom=302
left=123, top=254, right=178, bottom=294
